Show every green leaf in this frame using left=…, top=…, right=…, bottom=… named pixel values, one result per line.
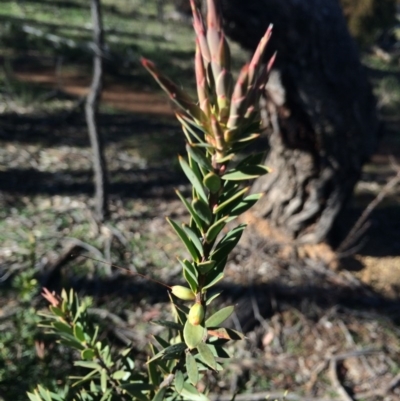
left=52, top=321, right=72, bottom=335
left=179, top=156, right=207, bottom=203
left=100, top=368, right=107, bottom=393
left=147, top=356, right=160, bottom=387
left=38, top=386, right=52, bottom=401
left=27, top=392, right=41, bottom=401
left=213, top=186, right=249, bottom=215
left=186, top=144, right=213, bottom=171
left=174, top=370, right=184, bottom=393
left=121, top=383, right=154, bottom=401
left=152, top=320, right=183, bottom=331
left=205, top=217, right=228, bottom=243
left=197, top=343, right=217, bottom=370
left=74, top=361, right=102, bottom=370
left=207, top=344, right=231, bottom=358
left=203, top=272, right=224, bottom=290
left=112, top=370, right=129, bottom=380
left=236, top=152, right=265, bottom=167
left=59, top=338, right=85, bottom=351
left=222, top=164, right=270, bottom=181
left=163, top=342, right=187, bottom=357
left=192, top=198, right=212, bottom=225
left=203, top=172, right=222, bottom=193
left=186, top=352, right=199, bottom=385
left=211, top=224, right=246, bottom=261
left=147, top=342, right=187, bottom=364
left=175, top=190, right=204, bottom=231
left=182, top=225, right=204, bottom=256
left=183, top=320, right=206, bottom=350
left=178, top=259, right=198, bottom=293
left=70, top=367, right=98, bottom=387
left=227, top=193, right=262, bottom=221
left=237, top=133, right=260, bottom=143
left=153, top=335, right=170, bottom=349
left=73, top=324, right=85, bottom=343
left=49, top=306, right=64, bottom=318
left=176, top=113, right=206, bottom=144
left=205, top=291, right=222, bottom=306
left=167, top=218, right=199, bottom=261
left=181, top=382, right=210, bottom=401
left=196, top=260, right=215, bottom=274
left=81, top=349, right=96, bottom=360
left=205, top=306, right=235, bottom=327
left=152, top=387, right=167, bottom=401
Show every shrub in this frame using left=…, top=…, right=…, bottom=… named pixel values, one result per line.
left=28, top=1, right=275, bottom=400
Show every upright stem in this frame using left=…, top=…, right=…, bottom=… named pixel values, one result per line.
left=85, top=0, right=109, bottom=222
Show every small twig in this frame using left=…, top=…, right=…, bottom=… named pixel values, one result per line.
left=337, top=169, right=400, bottom=254
left=209, top=390, right=338, bottom=401
left=329, top=358, right=354, bottom=401
left=355, top=372, right=400, bottom=400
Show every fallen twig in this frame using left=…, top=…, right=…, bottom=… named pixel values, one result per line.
left=209, top=390, right=338, bottom=401
left=329, top=358, right=354, bottom=401
left=337, top=168, right=400, bottom=255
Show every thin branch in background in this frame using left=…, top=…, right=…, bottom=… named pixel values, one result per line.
left=337, top=161, right=400, bottom=255
left=85, top=0, right=109, bottom=222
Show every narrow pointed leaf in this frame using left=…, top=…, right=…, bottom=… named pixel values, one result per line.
left=73, top=324, right=85, bottom=343
left=179, top=156, right=207, bottom=203
left=203, top=272, right=224, bottom=290
left=196, top=260, right=215, bottom=274
left=214, top=186, right=249, bottom=215
left=211, top=224, right=247, bottom=261
left=178, top=259, right=198, bottom=293
left=181, top=382, right=210, bottom=401
left=153, top=320, right=183, bottom=331
left=183, top=320, right=206, bottom=349
left=207, top=344, right=231, bottom=358
left=186, top=144, right=212, bottom=171
left=152, top=387, right=167, bottom=401
left=182, top=225, right=203, bottom=256
left=174, top=370, right=184, bottom=393
left=227, top=193, right=262, bottom=221
left=205, top=217, right=228, bottom=243
left=222, top=165, right=270, bottom=181
left=192, top=198, right=212, bottom=225
left=74, top=361, right=102, bottom=370
left=205, top=306, right=235, bottom=327
left=148, top=356, right=160, bottom=386
left=167, top=218, right=199, bottom=261
left=112, top=370, right=129, bottom=380
left=206, top=291, right=222, bottom=306
left=100, top=368, right=107, bottom=393
left=197, top=343, right=217, bottom=370
left=186, top=352, right=199, bottom=385
left=175, top=190, right=204, bottom=231
left=163, top=342, right=187, bottom=357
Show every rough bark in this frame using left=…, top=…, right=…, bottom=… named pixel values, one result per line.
left=218, top=0, right=380, bottom=244
left=86, top=0, right=109, bottom=222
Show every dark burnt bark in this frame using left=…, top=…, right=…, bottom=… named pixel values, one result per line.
left=218, top=0, right=380, bottom=244
left=86, top=0, right=109, bottom=222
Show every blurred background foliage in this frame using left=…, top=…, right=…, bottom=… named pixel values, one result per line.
left=340, top=0, right=397, bottom=45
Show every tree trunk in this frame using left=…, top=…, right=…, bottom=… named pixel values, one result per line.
left=86, top=0, right=109, bottom=222
left=218, top=0, right=380, bottom=245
